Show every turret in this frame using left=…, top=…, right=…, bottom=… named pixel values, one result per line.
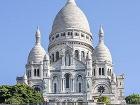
left=23, top=73, right=28, bottom=85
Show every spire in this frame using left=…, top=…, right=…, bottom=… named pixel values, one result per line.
left=35, top=26, right=41, bottom=45
left=23, top=73, right=27, bottom=80
left=99, top=25, right=104, bottom=44
left=67, top=0, right=76, bottom=5
left=23, top=73, right=28, bottom=85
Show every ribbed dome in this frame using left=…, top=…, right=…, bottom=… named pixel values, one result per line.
left=94, top=43, right=112, bottom=63
left=28, top=45, right=46, bottom=63
left=51, top=0, right=91, bottom=34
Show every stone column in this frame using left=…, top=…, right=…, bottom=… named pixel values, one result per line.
left=63, top=78, right=65, bottom=92
left=61, top=78, right=64, bottom=92
left=72, top=78, right=75, bottom=92
left=31, top=64, right=34, bottom=78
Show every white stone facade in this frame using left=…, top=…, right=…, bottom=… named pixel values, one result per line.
left=16, top=0, right=125, bottom=104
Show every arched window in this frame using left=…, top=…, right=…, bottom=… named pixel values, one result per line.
left=65, top=73, right=70, bottom=88
left=77, top=75, right=82, bottom=81
left=79, top=83, right=82, bottom=93
left=52, top=54, right=54, bottom=62
left=54, top=83, right=57, bottom=93
left=56, top=51, right=59, bottom=61
left=75, top=50, right=79, bottom=59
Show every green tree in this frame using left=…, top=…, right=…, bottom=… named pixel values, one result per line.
left=97, top=96, right=110, bottom=104
left=125, top=94, right=140, bottom=104
left=0, top=84, right=44, bottom=104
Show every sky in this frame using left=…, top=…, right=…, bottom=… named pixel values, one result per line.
left=0, top=0, right=140, bottom=96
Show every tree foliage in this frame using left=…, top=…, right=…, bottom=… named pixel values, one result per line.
left=125, top=94, right=140, bottom=104
left=0, top=84, right=44, bottom=104
left=97, top=96, right=110, bottom=104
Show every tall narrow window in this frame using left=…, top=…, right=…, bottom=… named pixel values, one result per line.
left=99, top=68, right=101, bottom=75
left=102, top=68, right=105, bottom=75
left=65, top=74, right=70, bottom=88
left=37, top=69, right=40, bottom=77
left=54, top=83, right=57, bottom=93
left=34, top=69, right=36, bottom=76
left=69, top=54, right=71, bottom=66
left=52, top=54, right=54, bottom=62
left=79, top=83, right=82, bottom=93
left=75, top=50, right=79, bottom=59
left=56, top=51, right=59, bottom=61
left=94, top=69, right=96, bottom=76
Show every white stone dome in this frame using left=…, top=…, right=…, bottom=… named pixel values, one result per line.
left=28, top=27, right=46, bottom=63
left=44, top=54, right=49, bottom=61
left=51, top=0, right=91, bottom=34
left=94, top=26, right=112, bottom=63
left=28, top=45, right=46, bottom=63
left=94, top=43, right=112, bottom=63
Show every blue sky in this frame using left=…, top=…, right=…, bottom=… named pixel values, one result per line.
left=0, top=0, right=140, bottom=96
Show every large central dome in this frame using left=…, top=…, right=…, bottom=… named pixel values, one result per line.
left=51, top=0, right=91, bottom=34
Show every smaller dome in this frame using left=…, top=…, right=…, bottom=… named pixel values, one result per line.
left=28, top=45, right=46, bottom=63
left=28, top=27, right=46, bottom=64
left=94, top=25, right=112, bottom=63
left=94, top=43, right=112, bottom=63
left=44, top=54, right=49, bottom=61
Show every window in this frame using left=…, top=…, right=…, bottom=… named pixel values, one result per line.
left=98, top=86, right=105, bottom=93
left=52, top=54, right=54, bottom=62
left=34, top=87, right=41, bottom=92
left=52, top=37, right=54, bottom=40
left=56, top=51, right=59, bottom=61
left=34, top=69, right=36, bottom=76
left=28, top=70, right=31, bottom=77
left=65, top=73, right=70, bottom=88
left=81, top=34, right=84, bottom=37
left=86, top=36, right=89, bottom=39
left=56, top=34, right=59, bottom=38
left=102, top=68, right=105, bottom=75
left=75, top=32, right=79, bottom=36
left=61, top=33, right=65, bottom=36
left=99, top=68, right=105, bottom=76
left=75, top=50, right=79, bottom=59
left=68, top=32, right=72, bottom=36
left=93, top=69, right=96, bottom=76
left=37, top=69, right=40, bottom=77
left=99, top=68, right=101, bottom=75
left=79, top=83, right=82, bottom=93
left=54, top=83, right=57, bottom=93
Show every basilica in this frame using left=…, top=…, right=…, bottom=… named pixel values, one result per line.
left=16, top=0, right=125, bottom=104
